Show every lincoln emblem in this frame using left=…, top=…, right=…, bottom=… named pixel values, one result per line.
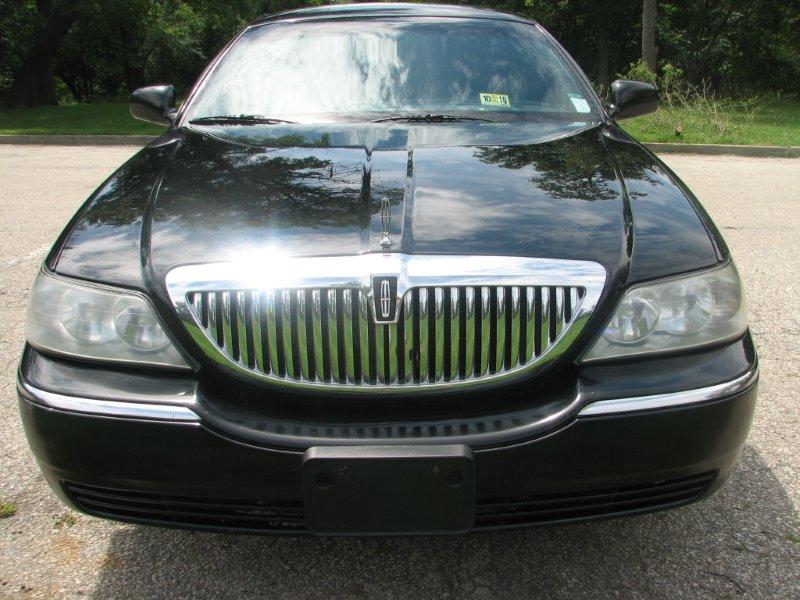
left=371, top=275, right=398, bottom=323
left=380, top=279, right=391, bottom=318
left=380, top=198, right=391, bottom=251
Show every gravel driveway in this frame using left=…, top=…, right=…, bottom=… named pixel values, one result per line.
left=0, top=145, right=797, bottom=599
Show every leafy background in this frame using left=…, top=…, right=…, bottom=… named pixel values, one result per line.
left=2, top=0, right=799, bottom=107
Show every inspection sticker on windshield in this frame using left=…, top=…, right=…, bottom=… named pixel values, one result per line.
left=569, top=93, right=591, bottom=113
left=480, top=93, right=510, bottom=107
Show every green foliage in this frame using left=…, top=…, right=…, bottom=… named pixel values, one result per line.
left=2, top=100, right=798, bottom=147
left=0, top=102, right=163, bottom=134
left=620, top=99, right=800, bottom=146
left=1, top=0, right=799, bottom=106
left=0, top=501, right=17, bottom=518
left=0, top=1, right=39, bottom=93
left=619, top=60, right=658, bottom=85
left=616, top=56, right=782, bottom=143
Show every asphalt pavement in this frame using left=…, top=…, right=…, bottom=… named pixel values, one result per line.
left=0, top=145, right=798, bottom=599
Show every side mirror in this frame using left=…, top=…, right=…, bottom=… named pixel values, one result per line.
left=608, top=80, right=658, bottom=120
left=130, top=85, right=176, bottom=126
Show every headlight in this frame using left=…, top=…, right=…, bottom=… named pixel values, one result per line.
left=583, top=262, right=746, bottom=362
left=26, top=270, right=190, bottom=369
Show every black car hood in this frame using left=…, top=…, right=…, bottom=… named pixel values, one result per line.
left=151, top=122, right=625, bottom=273
left=53, top=121, right=720, bottom=295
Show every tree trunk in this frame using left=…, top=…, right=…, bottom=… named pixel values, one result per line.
left=642, top=0, right=658, bottom=71
left=597, top=13, right=610, bottom=89
left=8, top=0, right=83, bottom=108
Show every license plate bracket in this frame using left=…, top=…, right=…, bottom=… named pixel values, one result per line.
left=302, top=445, right=474, bottom=535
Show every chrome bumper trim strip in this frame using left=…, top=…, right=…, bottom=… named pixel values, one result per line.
left=19, top=381, right=200, bottom=422
left=577, top=365, right=759, bottom=417
left=19, top=364, right=757, bottom=426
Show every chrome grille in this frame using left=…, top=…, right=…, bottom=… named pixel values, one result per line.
left=167, top=254, right=606, bottom=393
left=185, top=285, right=585, bottom=387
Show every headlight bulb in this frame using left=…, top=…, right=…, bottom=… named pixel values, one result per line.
left=659, top=280, right=712, bottom=335
left=603, top=290, right=659, bottom=344
left=113, top=297, right=170, bottom=351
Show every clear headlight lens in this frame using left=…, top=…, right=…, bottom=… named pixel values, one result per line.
left=26, top=270, right=189, bottom=368
left=583, top=262, right=746, bottom=362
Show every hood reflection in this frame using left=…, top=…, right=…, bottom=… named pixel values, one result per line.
left=148, top=126, right=625, bottom=275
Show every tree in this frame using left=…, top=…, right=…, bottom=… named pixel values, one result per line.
left=7, top=0, right=83, bottom=107
left=642, top=0, right=658, bottom=71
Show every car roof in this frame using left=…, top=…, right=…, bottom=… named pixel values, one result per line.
left=252, top=3, right=534, bottom=26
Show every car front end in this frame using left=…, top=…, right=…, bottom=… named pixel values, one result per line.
left=18, top=4, right=757, bottom=535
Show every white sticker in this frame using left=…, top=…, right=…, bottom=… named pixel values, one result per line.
left=569, top=95, right=591, bottom=113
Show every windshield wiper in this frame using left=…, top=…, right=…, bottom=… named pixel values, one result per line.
left=371, top=113, right=494, bottom=123
left=188, top=115, right=297, bottom=126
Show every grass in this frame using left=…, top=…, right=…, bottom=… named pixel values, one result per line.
left=0, top=501, right=17, bottom=519
left=0, top=100, right=798, bottom=146
left=0, top=102, right=163, bottom=135
left=53, top=512, right=77, bottom=529
left=621, top=99, right=800, bottom=146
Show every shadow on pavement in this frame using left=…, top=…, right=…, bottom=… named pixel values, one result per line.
left=90, top=445, right=798, bottom=599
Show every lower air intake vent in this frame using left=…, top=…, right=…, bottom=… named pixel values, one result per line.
left=64, top=483, right=305, bottom=532
left=64, top=472, right=713, bottom=533
left=474, top=472, right=715, bottom=529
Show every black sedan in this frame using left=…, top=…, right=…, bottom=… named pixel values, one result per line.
left=18, top=3, right=757, bottom=535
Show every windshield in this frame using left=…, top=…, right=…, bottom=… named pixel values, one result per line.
left=184, top=18, right=599, bottom=124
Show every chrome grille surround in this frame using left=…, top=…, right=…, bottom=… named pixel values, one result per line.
left=166, top=254, right=606, bottom=393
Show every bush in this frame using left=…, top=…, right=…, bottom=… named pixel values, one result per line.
left=615, top=60, right=766, bottom=138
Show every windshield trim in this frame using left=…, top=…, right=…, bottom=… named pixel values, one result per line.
left=176, top=16, right=605, bottom=128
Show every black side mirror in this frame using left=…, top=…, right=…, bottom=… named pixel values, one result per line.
left=608, top=80, right=658, bottom=120
left=130, top=85, right=176, bottom=126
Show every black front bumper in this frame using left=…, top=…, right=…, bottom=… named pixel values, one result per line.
left=18, top=339, right=758, bottom=534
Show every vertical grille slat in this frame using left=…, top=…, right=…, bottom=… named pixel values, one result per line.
left=295, top=290, right=310, bottom=381
left=280, top=290, right=295, bottom=378
left=509, top=287, right=521, bottom=369
left=310, top=290, right=324, bottom=382
left=221, top=292, right=235, bottom=357
left=236, top=291, right=251, bottom=367
left=264, top=291, right=279, bottom=376
left=355, top=292, right=375, bottom=383
left=207, top=292, right=219, bottom=346
left=375, top=324, right=386, bottom=384
left=418, top=288, right=429, bottom=383
left=387, top=325, right=398, bottom=384
left=325, top=290, right=339, bottom=383
left=554, top=287, right=565, bottom=341
left=433, top=287, right=445, bottom=383
left=449, top=287, right=461, bottom=381
left=185, top=284, right=587, bottom=389
left=250, top=291, right=265, bottom=373
left=494, top=287, right=506, bottom=373
left=342, top=289, right=356, bottom=383
left=463, top=287, right=475, bottom=379
left=357, top=291, right=371, bottom=384
left=539, top=288, right=551, bottom=355
left=522, top=287, right=535, bottom=364
left=402, top=293, right=414, bottom=384
left=478, top=287, right=491, bottom=377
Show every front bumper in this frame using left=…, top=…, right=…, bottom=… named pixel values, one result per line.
left=18, top=336, right=758, bottom=534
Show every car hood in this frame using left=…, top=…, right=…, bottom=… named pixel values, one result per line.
left=52, top=120, right=720, bottom=295
left=150, top=122, right=626, bottom=274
